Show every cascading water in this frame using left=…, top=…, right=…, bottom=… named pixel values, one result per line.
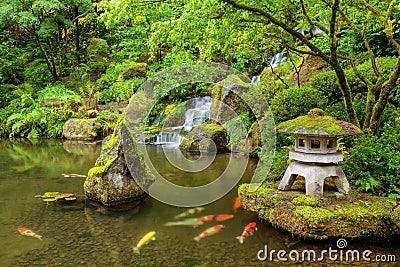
left=152, top=96, right=212, bottom=145
left=251, top=51, right=288, bottom=83
left=181, top=96, right=212, bottom=131
left=155, top=132, right=184, bottom=145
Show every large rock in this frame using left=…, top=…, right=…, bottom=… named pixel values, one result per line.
left=229, top=122, right=261, bottom=156
left=62, top=118, right=98, bottom=140
left=239, top=182, right=400, bottom=240
left=83, top=126, right=154, bottom=207
left=121, top=62, right=147, bottom=80
left=290, top=54, right=329, bottom=85
left=211, top=75, right=252, bottom=123
left=180, top=124, right=228, bottom=152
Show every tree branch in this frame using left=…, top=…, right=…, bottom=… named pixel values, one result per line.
left=300, top=0, right=329, bottom=35
left=221, top=0, right=329, bottom=62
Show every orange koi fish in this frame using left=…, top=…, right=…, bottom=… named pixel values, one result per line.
left=197, top=214, right=234, bottom=222
left=233, top=197, right=241, bottom=212
left=236, top=222, right=257, bottom=244
left=62, top=173, right=87, bottom=178
left=18, top=228, right=42, bottom=240
left=194, top=224, right=224, bottom=242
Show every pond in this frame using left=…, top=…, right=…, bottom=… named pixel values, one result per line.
left=0, top=139, right=398, bottom=266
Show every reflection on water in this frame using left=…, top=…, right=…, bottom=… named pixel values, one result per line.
left=0, top=139, right=398, bottom=267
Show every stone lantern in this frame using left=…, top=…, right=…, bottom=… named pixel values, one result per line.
left=276, top=109, right=360, bottom=197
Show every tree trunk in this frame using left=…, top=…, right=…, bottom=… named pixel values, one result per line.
left=333, top=66, right=360, bottom=127
left=369, top=58, right=400, bottom=135
left=34, top=33, right=58, bottom=81
left=74, top=6, right=81, bottom=65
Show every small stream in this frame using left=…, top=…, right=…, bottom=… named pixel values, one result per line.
left=0, top=139, right=398, bottom=267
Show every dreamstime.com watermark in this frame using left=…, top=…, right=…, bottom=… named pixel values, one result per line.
left=257, top=238, right=396, bottom=263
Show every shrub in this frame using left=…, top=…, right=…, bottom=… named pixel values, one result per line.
left=4, top=84, right=82, bottom=138
left=0, top=84, right=18, bottom=109
left=95, top=61, right=145, bottom=103
left=307, top=57, right=399, bottom=103
left=265, top=146, right=291, bottom=182
left=270, top=86, right=328, bottom=123
left=24, top=59, right=53, bottom=88
left=342, top=125, right=400, bottom=195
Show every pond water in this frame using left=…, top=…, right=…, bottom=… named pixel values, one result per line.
left=0, top=139, right=398, bottom=267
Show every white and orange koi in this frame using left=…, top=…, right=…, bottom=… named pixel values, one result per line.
left=62, top=173, right=86, bottom=178
left=236, top=222, right=257, bottom=244
left=18, top=228, right=42, bottom=240
left=164, top=218, right=204, bottom=227
left=197, top=214, right=234, bottom=222
left=174, top=207, right=204, bottom=219
left=194, top=224, right=224, bottom=242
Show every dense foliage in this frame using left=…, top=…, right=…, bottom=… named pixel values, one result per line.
left=0, top=0, right=399, bottom=195
left=342, top=124, right=400, bottom=196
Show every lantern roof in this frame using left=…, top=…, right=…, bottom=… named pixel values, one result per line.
left=276, top=108, right=360, bottom=137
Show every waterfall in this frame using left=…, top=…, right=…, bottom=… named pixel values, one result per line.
left=181, top=96, right=212, bottom=131
left=151, top=96, right=212, bottom=145
left=251, top=51, right=288, bottom=83
left=154, top=132, right=184, bottom=145
left=269, top=51, right=288, bottom=68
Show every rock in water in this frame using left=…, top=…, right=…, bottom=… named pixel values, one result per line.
left=62, top=118, right=98, bottom=140
left=84, top=125, right=155, bottom=207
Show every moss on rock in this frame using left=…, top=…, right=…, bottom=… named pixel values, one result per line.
left=179, top=124, right=228, bottom=152
left=211, top=74, right=252, bottom=122
left=238, top=181, right=399, bottom=240
left=121, top=62, right=147, bottom=80
left=62, top=118, right=99, bottom=140
left=84, top=125, right=155, bottom=207
left=276, top=110, right=361, bottom=136
left=86, top=38, right=109, bottom=56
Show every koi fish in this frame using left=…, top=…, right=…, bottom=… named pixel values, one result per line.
left=133, top=231, right=156, bottom=254
left=18, top=228, right=42, bottom=240
left=233, top=197, right=241, bottom=212
left=164, top=218, right=204, bottom=227
left=236, top=222, right=257, bottom=244
left=62, top=173, right=86, bottom=178
left=174, top=207, right=204, bottom=219
left=197, top=214, right=234, bottom=222
left=194, top=224, right=224, bottom=242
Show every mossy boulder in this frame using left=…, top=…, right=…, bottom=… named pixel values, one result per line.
left=121, top=62, right=147, bottom=80
left=179, top=124, right=228, bottom=152
left=238, top=181, right=400, bottom=240
left=290, top=54, right=329, bottom=85
left=83, top=126, right=155, bottom=207
left=227, top=122, right=261, bottom=156
left=62, top=118, right=99, bottom=140
left=211, top=74, right=252, bottom=123
left=86, top=38, right=109, bottom=58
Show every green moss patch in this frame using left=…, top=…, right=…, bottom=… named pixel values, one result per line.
left=239, top=181, right=400, bottom=240
left=180, top=124, right=228, bottom=152
left=277, top=115, right=344, bottom=135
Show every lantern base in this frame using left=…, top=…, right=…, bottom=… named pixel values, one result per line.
left=278, top=161, right=350, bottom=197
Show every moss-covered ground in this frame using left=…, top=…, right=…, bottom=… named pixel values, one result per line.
left=239, top=179, right=400, bottom=240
